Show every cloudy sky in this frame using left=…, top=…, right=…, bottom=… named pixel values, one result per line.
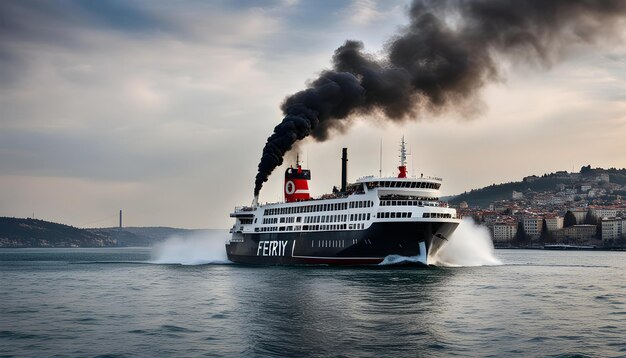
left=1, top=0, right=626, bottom=229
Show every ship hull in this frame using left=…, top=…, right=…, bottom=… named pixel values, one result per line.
left=225, top=221, right=458, bottom=266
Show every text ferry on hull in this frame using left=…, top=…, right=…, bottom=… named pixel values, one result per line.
left=226, top=138, right=461, bottom=266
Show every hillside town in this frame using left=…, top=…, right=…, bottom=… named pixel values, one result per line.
left=454, top=168, right=626, bottom=249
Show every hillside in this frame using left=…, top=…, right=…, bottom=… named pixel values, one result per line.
left=0, top=217, right=116, bottom=248
left=0, top=217, right=208, bottom=248
left=448, top=167, right=626, bottom=208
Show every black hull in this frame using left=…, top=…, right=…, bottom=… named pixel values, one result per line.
left=225, top=221, right=458, bottom=266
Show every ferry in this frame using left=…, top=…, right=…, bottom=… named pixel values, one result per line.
left=225, top=138, right=461, bottom=265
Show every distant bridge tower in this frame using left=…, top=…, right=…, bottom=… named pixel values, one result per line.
left=119, top=210, right=123, bottom=229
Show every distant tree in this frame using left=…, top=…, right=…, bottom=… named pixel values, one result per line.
left=564, top=211, right=577, bottom=227
left=514, top=221, right=528, bottom=246
left=584, top=209, right=597, bottom=225
left=580, top=165, right=592, bottom=174
left=539, top=219, right=555, bottom=244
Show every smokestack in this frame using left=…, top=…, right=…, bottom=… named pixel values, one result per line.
left=119, top=209, right=122, bottom=229
left=252, top=0, right=626, bottom=197
left=341, top=148, right=348, bottom=192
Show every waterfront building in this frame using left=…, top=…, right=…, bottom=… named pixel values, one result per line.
left=523, top=217, right=543, bottom=238
left=492, top=222, right=518, bottom=242
left=591, top=207, right=618, bottom=220
left=544, top=216, right=564, bottom=232
left=571, top=210, right=587, bottom=224
left=563, top=225, right=596, bottom=242
left=600, top=218, right=626, bottom=242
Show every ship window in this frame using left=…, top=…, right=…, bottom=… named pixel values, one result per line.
left=391, top=212, right=396, bottom=218
left=367, top=213, right=370, bottom=220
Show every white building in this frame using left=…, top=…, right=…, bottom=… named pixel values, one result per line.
left=512, top=191, right=524, bottom=200
left=571, top=210, right=587, bottom=224
left=601, top=218, right=626, bottom=242
left=493, top=222, right=518, bottom=242
left=544, top=217, right=564, bottom=232
left=595, top=173, right=610, bottom=182
left=563, top=225, right=596, bottom=241
left=592, top=208, right=618, bottom=219
left=523, top=217, right=543, bottom=238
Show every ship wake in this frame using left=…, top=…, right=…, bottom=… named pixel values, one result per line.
left=151, top=230, right=232, bottom=265
left=430, top=219, right=502, bottom=267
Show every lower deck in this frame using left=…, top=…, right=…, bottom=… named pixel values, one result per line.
left=226, top=220, right=459, bottom=265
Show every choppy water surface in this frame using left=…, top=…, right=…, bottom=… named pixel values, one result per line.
left=1, top=248, right=624, bottom=357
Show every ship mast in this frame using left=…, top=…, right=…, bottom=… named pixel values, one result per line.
left=398, top=136, right=408, bottom=178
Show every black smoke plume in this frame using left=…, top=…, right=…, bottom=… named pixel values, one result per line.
left=254, top=0, right=626, bottom=197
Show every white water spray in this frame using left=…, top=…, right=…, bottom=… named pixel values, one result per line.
left=151, top=230, right=231, bottom=265
left=430, top=219, right=502, bottom=267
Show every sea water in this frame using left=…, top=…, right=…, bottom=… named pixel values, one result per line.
left=1, top=245, right=624, bottom=356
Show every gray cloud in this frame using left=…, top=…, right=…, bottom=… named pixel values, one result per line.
left=1, top=1, right=625, bottom=228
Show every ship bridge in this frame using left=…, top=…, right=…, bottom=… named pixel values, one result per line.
left=355, top=176, right=442, bottom=199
